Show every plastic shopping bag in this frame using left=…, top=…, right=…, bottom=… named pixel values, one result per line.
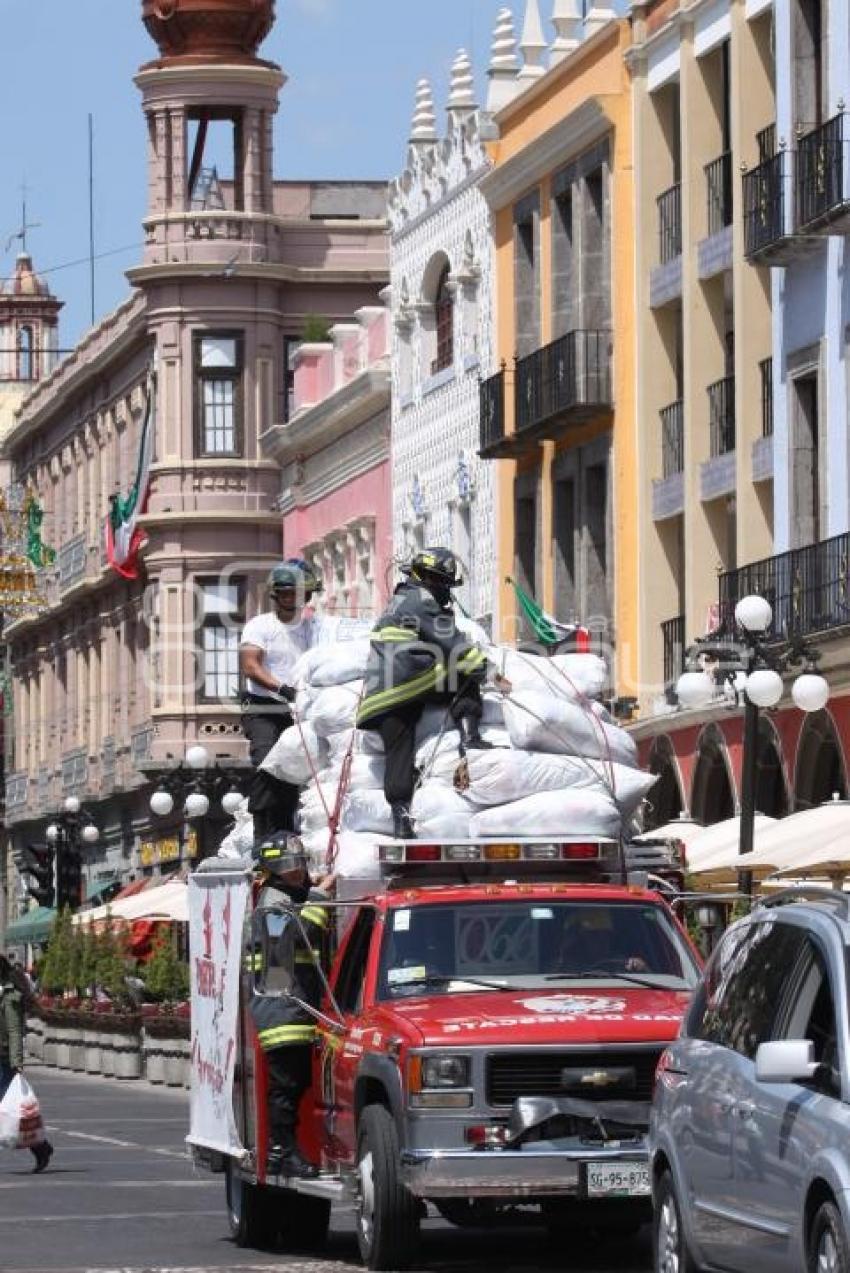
left=0, top=1074, right=45, bottom=1150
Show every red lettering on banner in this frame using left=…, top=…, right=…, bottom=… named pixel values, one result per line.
left=195, top=956, right=221, bottom=999
left=191, top=1034, right=232, bottom=1096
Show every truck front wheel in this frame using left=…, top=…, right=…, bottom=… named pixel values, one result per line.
left=356, top=1104, right=421, bottom=1269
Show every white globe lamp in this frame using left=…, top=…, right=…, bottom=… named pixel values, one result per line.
left=744, top=668, right=784, bottom=708
left=45, top=823, right=59, bottom=844
left=735, top=594, right=773, bottom=634
left=81, top=824, right=100, bottom=845
left=186, top=744, right=211, bottom=772
left=150, top=789, right=175, bottom=817
left=676, top=671, right=715, bottom=711
left=184, top=792, right=210, bottom=819
left=64, top=795, right=81, bottom=815
left=221, top=790, right=244, bottom=816
left=792, top=672, right=830, bottom=714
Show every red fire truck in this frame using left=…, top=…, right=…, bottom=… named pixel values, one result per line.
left=188, top=838, right=698, bottom=1269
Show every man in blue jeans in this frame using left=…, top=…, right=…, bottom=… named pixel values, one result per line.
left=0, top=954, right=52, bottom=1172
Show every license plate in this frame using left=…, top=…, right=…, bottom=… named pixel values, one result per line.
left=584, top=1162, right=650, bottom=1198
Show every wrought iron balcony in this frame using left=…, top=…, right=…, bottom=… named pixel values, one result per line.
left=743, top=150, right=790, bottom=260
left=657, top=182, right=682, bottom=264
left=478, top=366, right=509, bottom=459
left=514, top=330, right=612, bottom=441
left=660, top=399, right=684, bottom=478
left=705, top=151, right=733, bottom=236
left=661, top=614, right=685, bottom=703
left=718, top=531, right=850, bottom=642
left=708, top=375, right=735, bottom=457
left=796, top=113, right=849, bottom=231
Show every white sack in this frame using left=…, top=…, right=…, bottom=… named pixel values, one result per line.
left=492, top=650, right=608, bottom=700
left=328, top=728, right=384, bottom=763
left=309, top=682, right=364, bottom=738
left=415, top=728, right=512, bottom=781
left=416, top=810, right=473, bottom=839
left=342, top=788, right=394, bottom=835
left=219, top=802, right=255, bottom=859
left=503, top=691, right=638, bottom=766
left=465, top=749, right=657, bottom=815
left=324, top=753, right=385, bottom=790
left=260, top=722, right=327, bottom=785
left=470, top=788, right=621, bottom=839
left=292, top=638, right=372, bottom=689
left=412, top=783, right=473, bottom=821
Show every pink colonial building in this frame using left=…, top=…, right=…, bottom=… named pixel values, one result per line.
left=262, top=300, right=391, bottom=615
left=2, top=0, right=387, bottom=909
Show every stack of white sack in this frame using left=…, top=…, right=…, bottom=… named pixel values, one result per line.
left=254, top=641, right=654, bottom=879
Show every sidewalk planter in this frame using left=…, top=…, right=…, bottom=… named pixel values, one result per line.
left=142, top=1006, right=191, bottom=1088
left=25, top=1016, right=45, bottom=1063
left=36, top=1003, right=142, bottom=1079
left=84, top=1028, right=102, bottom=1074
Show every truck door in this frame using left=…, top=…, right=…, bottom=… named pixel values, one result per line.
left=316, top=907, right=377, bottom=1168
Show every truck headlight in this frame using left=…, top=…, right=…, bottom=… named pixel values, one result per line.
left=421, top=1055, right=470, bottom=1089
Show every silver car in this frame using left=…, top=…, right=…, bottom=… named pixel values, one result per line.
left=649, top=888, right=850, bottom=1273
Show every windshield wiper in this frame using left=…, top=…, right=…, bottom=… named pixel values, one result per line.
left=391, top=973, right=507, bottom=993
left=543, top=968, right=683, bottom=991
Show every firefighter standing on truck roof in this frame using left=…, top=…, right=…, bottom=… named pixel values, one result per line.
left=356, top=548, right=496, bottom=839
left=239, top=559, right=323, bottom=840
left=249, top=835, right=334, bottom=1180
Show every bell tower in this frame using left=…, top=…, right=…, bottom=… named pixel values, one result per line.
left=134, top=0, right=285, bottom=271
left=0, top=253, right=63, bottom=440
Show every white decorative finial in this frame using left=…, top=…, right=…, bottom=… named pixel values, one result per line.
left=487, top=8, right=521, bottom=113
left=551, top=0, right=582, bottom=63
left=410, top=78, right=438, bottom=144
left=448, top=49, right=477, bottom=112
left=584, top=2, right=617, bottom=36
left=518, top=0, right=547, bottom=82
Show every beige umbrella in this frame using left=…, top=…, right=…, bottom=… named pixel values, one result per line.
left=633, top=817, right=704, bottom=846
left=687, top=814, right=777, bottom=869
left=737, top=799, right=850, bottom=876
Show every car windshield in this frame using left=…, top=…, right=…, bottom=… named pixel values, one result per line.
left=377, top=899, right=699, bottom=999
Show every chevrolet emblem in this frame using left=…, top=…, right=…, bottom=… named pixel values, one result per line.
left=579, top=1070, right=619, bottom=1088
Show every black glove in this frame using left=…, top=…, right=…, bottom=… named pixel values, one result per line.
left=275, top=683, right=296, bottom=704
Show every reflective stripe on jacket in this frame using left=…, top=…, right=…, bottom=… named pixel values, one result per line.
left=357, top=582, right=488, bottom=729
left=248, top=885, right=329, bottom=1052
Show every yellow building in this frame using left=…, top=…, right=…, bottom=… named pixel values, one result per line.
left=479, top=8, right=637, bottom=701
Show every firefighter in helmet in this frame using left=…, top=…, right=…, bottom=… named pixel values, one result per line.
left=356, top=548, right=493, bottom=838
left=249, top=834, right=334, bottom=1180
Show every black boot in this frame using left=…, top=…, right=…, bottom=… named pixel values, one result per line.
left=467, top=730, right=495, bottom=750
left=32, top=1141, right=53, bottom=1174
left=279, top=1148, right=319, bottom=1180
left=392, top=803, right=415, bottom=839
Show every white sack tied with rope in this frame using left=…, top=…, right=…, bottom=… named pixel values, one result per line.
left=411, top=784, right=474, bottom=839
left=464, top=749, right=656, bottom=816
left=491, top=650, right=608, bottom=700
left=260, top=722, right=328, bottom=785
left=502, top=690, right=638, bottom=767
left=470, top=788, right=622, bottom=839
left=309, top=681, right=365, bottom=738
left=291, top=638, right=372, bottom=689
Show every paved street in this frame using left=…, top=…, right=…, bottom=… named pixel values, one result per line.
left=0, top=1068, right=650, bottom=1273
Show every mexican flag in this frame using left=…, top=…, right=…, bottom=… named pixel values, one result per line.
left=106, top=368, right=156, bottom=580
left=507, top=577, right=591, bottom=651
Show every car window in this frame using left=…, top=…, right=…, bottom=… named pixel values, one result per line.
left=693, top=919, right=810, bottom=1059
left=333, top=908, right=375, bottom=1015
left=772, top=937, right=840, bottom=1090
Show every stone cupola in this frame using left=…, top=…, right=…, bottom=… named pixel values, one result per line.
left=141, top=0, right=275, bottom=63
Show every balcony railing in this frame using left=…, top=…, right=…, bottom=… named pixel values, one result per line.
left=797, top=113, right=846, bottom=228
left=657, top=182, right=682, bottom=264
left=705, top=151, right=733, bottom=236
left=743, top=151, right=787, bottom=257
left=515, top=330, right=612, bottom=437
left=662, top=614, right=685, bottom=702
left=718, top=531, right=850, bottom=642
left=660, top=400, right=684, bottom=478
left=708, top=375, right=735, bottom=457
left=760, top=357, right=774, bottom=437
left=478, top=367, right=506, bottom=457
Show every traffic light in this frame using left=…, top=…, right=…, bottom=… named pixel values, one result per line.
left=56, top=842, right=83, bottom=912
left=19, top=844, right=55, bottom=908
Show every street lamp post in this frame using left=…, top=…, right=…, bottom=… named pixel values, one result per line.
left=676, top=594, right=829, bottom=894
left=148, top=744, right=245, bottom=859
left=46, top=795, right=101, bottom=910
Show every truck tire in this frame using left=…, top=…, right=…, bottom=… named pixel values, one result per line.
left=225, top=1161, right=273, bottom=1248
left=356, top=1104, right=421, bottom=1269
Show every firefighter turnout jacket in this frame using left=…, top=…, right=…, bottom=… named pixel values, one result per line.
left=356, top=581, right=487, bottom=729
left=249, top=884, right=330, bottom=1052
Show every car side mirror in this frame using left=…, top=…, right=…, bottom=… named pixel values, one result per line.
left=253, top=907, right=297, bottom=998
left=755, top=1039, right=819, bottom=1084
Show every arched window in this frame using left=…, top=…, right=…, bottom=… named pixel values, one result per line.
left=690, top=726, right=735, bottom=825
left=433, top=265, right=454, bottom=374
left=795, top=711, right=848, bottom=809
left=19, top=326, right=33, bottom=381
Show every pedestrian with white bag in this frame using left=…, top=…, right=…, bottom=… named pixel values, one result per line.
left=0, top=953, right=52, bottom=1172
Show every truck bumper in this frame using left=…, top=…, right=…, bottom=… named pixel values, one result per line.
left=400, top=1146, right=648, bottom=1199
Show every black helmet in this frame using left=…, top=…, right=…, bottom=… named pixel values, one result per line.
left=405, top=547, right=463, bottom=590
left=254, top=833, right=307, bottom=878
left=268, top=558, right=323, bottom=595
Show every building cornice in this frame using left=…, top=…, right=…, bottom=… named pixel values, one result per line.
left=260, top=365, right=390, bottom=465
left=126, top=261, right=388, bottom=288
left=390, top=164, right=491, bottom=246
left=279, top=424, right=388, bottom=514
left=137, top=510, right=282, bottom=528
left=480, top=97, right=616, bottom=209
left=494, top=20, right=622, bottom=125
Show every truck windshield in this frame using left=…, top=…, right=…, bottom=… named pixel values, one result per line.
left=377, top=899, right=699, bottom=999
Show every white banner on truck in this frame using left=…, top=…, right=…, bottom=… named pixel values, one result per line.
left=187, top=871, right=250, bottom=1158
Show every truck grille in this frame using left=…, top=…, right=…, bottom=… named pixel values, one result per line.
left=486, top=1049, right=663, bottom=1107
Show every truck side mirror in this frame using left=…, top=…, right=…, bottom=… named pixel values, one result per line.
left=253, top=908, right=297, bottom=997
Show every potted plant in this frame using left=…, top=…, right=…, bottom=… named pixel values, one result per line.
left=142, top=928, right=191, bottom=1087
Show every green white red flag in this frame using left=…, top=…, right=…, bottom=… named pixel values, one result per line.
left=105, top=366, right=156, bottom=579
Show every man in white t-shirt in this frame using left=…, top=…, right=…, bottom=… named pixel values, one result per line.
left=239, top=560, right=323, bottom=838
